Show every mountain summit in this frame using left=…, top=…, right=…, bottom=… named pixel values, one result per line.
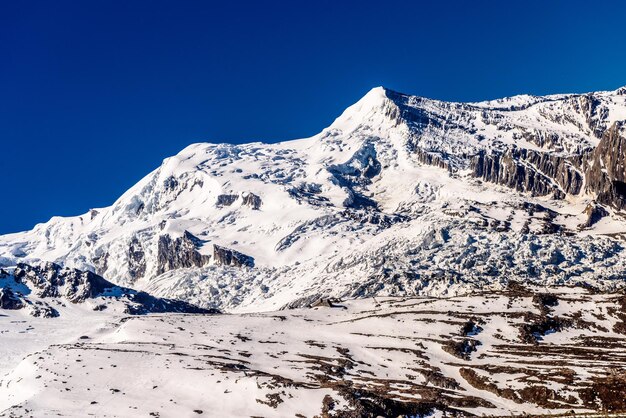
left=1, top=86, right=626, bottom=311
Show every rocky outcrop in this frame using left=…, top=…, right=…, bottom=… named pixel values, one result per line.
left=216, top=192, right=261, bottom=209
left=287, top=183, right=331, bottom=206
left=585, top=122, right=626, bottom=210
left=128, top=237, right=146, bottom=279
left=341, top=209, right=407, bottom=227
left=92, top=250, right=109, bottom=276
left=157, top=231, right=211, bottom=275
left=241, top=192, right=262, bottom=209
left=14, top=262, right=117, bottom=303
left=328, top=142, right=381, bottom=188
left=9, top=261, right=216, bottom=316
left=213, top=245, right=254, bottom=268
left=471, top=148, right=583, bottom=198
left=572, top=94, right=610, bottom=139
left=465, top=120, right=625, bottom=207
left=27, top=301, right=60, bottom=318
left=578, top=202, right=609, bottom=229
left=0, top=287, right=24, bottom=310
left=329, top=142, right=382, bottom=210
left=216, top=194, right=238, bottom=207
left=384, top=89, right=623, bottom=203
left=310, top=297, right=342, bottom=308
left=412, top=148, right=452, bottom=171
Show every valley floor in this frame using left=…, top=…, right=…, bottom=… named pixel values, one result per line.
left=1, top=285, right=626, bottom=417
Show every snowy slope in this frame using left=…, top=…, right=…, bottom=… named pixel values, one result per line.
left=1, top=86, right=626, bottom=312
left=2, top=284, right=626, bottom=417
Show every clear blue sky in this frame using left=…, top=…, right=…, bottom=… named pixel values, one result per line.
left=1, top=0, right=625, bottom=234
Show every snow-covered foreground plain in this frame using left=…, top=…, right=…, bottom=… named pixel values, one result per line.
left=2, top=284, right=626, bottom=417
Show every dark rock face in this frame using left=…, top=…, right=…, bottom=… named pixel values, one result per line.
left=92, top=251, right=109, bottom=277
left=14, top=262, right=117, bottom=303
left=213, top=245, right=254, bottom=268
left=462, top=121, right=626, bottom=211
left=287, top=183, right=331, bottom=207
left=9, top=261, right=216, bottom=317
left=329, top=142, right=381, bottom=189
left=216, top=194, right=238, bottom=207
left=378, top=89, right=626, bottom=207
left=241, top=192, right=262, bottom=210
left=128, top=237, right=146, bottom=279
left=585, top=122, right=626, bottom=210
left=443, top=338, right=481, bottom=360
left=574, top=94, right=610, bottom=140
left=471, top=148, right=583, bottom=198
left=157, top=231, right=211, bottom=275
left=0, top=287, right=24, bottom=310
left=412, top=148, right=452, bottom=171
left=309, top=297, right=343, bottom=308
left=341, top=209, right=407, bottom=228
left=28, top=301, right=60, bottom=318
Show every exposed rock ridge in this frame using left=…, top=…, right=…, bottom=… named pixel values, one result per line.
left=380, top=86, right=622, bottom=201
left=157, top=231, right=211, bottom=275
left=585, top=122, right=626, bottom=209
left=213, top=245, right=254, bottom=268
left=14, top=262, right=116, bottom=303
left=3, top=261, right=216, bottom=316
left=471, top=148, right=583, bottom=198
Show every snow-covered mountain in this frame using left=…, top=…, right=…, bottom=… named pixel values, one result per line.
left=2, top=85, right=626, bottom=312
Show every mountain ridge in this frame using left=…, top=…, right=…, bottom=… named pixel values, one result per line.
left=1, top=85, right=626, bottom=312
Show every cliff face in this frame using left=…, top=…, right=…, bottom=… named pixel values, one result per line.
left=471, top=148, right=583, bottom=198
left=467, top=121, right=626, bottom=209
left=213, top=245, right=254, bottom=268
left=14, top=262, right=115, bottom=303
left=156, top=231, right=211, bottom=275
left=585, top=122, right=626, bottom=209
left=378, top=87, right=624, bottom=206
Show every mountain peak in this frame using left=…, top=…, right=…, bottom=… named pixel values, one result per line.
left=327, top=86, right=399, bottom=132
left=365, top=85, right=388, bottom=96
